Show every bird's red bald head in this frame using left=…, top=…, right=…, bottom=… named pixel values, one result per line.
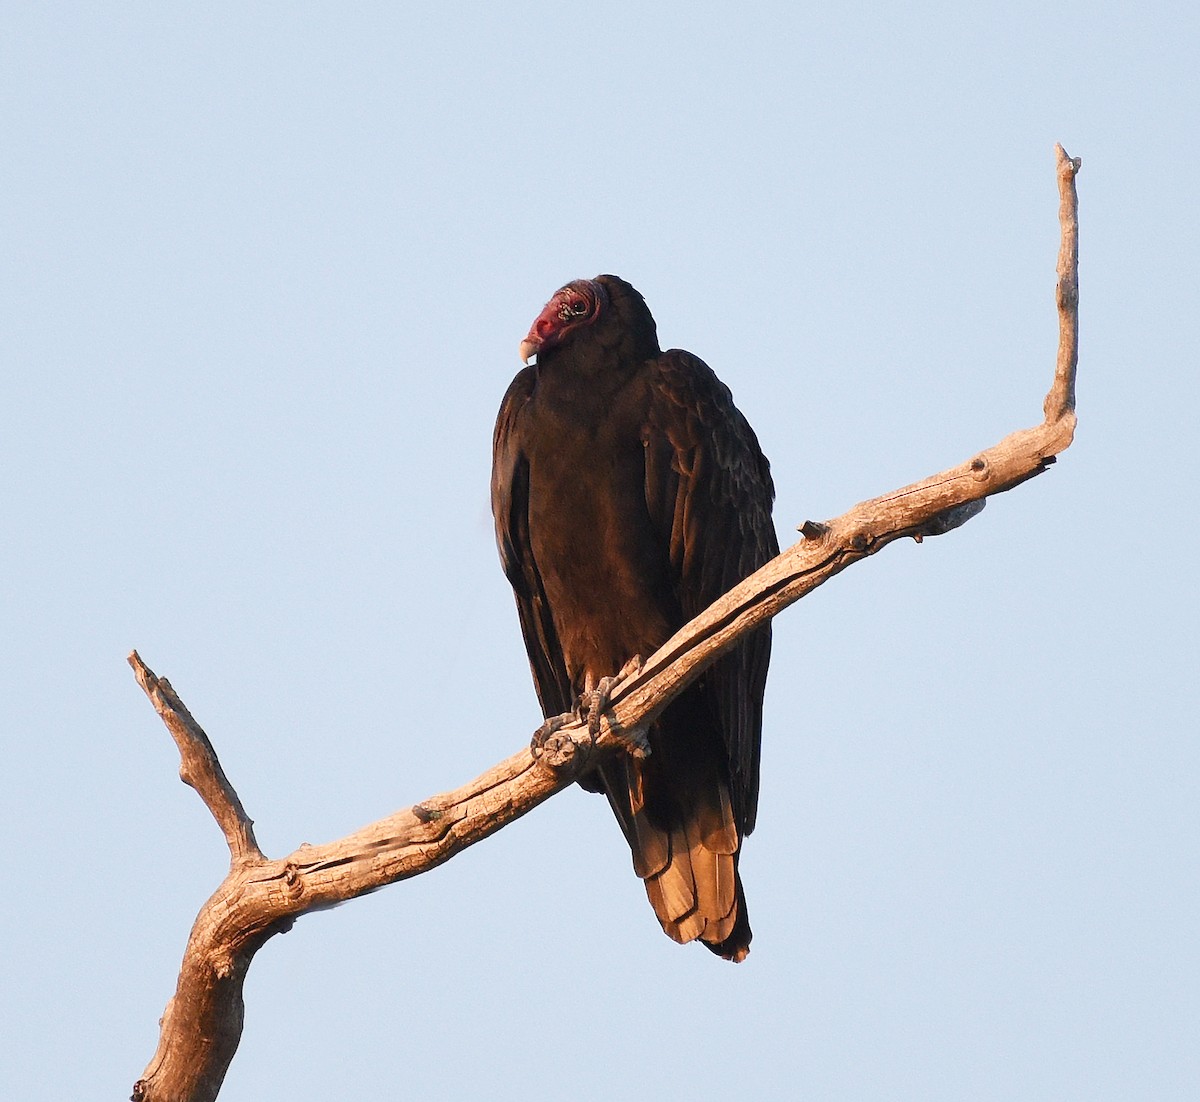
left=518, top=278, right=608, bottom=364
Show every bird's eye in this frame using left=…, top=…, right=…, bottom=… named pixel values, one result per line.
left=571, top=300, right=588, bottom=315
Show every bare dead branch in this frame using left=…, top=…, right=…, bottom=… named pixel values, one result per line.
left=130, top=653, right=262, bottom=866
left=131, top=146, right=1080, bottom=1102
left=1047, top=142, right=1081, bottom=422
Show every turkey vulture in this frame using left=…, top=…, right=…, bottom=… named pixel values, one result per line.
left=491, top=274, right=777, bottom=961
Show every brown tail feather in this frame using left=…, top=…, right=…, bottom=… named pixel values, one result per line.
left=599, top=754, right=752, bottom=962
left=700, top=875, right=751, bottom=962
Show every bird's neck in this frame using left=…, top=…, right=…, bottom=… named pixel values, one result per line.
left=535, top=343, right=645, bottom=405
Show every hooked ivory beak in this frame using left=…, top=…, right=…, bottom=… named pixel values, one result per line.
left=519, top=337, right=539, bottom=365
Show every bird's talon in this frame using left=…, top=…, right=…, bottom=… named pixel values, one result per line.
left=531, top=712, right=595, bottom=772
left=579, top=674, right=621, bottom=741
left=530, top=713, right=567, bottom=756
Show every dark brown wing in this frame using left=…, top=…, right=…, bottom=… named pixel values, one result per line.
left=491, top=366, right=573, bottom=718
left=642, top=349, right=778, bottom=835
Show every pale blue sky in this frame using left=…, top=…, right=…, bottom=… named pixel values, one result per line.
left=2, top=4, right=1197, bottom=1099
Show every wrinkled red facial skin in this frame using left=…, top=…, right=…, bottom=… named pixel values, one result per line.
left=520, top=278, right=607, bottom=362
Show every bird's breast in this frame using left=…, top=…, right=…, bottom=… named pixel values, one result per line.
left=521, top=395, right=678, bottom=689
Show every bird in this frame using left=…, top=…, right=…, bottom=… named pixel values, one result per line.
left=491, top=274, right=777, bottom=961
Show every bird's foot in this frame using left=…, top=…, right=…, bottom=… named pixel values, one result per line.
left=531, top=654, right=651, bottom=770
left=530, top=712, right=589, bottom=771
left=582, top=662, right=650, bottom=760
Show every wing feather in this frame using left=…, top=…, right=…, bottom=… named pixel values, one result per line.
left=644, top=350, right=778, bottom=835
left=491, top=366, right=573, bottom=719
